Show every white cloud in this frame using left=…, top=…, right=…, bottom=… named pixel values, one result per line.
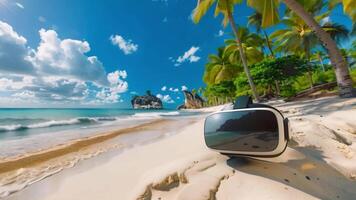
left=169, top=87, right=179, bottom=92
left=30, top=28, right=109, bottom=85
left=0, top=20, right=130, bottom=106
left=0, top=76, right=33, bottom=91
left=217, top=30, right=224, bottom=37
left=0, top=75, right=92, bottom=106
left=15, top=2, right=24, bottom=9
left=181, top=85, right=188, bottom=91
left=161, top=86, right=167, bottom=91
left=95, top=88, right=121, bottom=104
left=174, top=46, right=200, bottom=66
left=109, top=81, right=128, bottom=94
left=31, top=77, right=89, bottom=101
left=156, top=94, right=174, bottom=104
left=0, top=21, right=34, bottom=74
left=93, top=70, right=128, bottom=104
left=110, top=35, right=138, bottom=55
left=107, top=70, right=127, bottom=85
left=12, top=90, right=35, bottom=99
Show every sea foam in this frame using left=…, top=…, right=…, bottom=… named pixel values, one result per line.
left=132, top=111, right=180, bottom=118
left=0, top=117, right=118, bottom=132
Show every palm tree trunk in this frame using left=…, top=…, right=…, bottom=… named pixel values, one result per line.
left=275, top=80, right=280, bottom=96
left=263, top=30, right=274, bottom=57
left=227, top=10, right=260, bottom=102
left=282, top=0, right=354, bottom=97
left=262, top=32, right=280, bottom=96
left=263, top=33, right=280, bottom=97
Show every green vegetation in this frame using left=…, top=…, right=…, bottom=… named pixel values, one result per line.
left=192, top=0, right=356, bottom=106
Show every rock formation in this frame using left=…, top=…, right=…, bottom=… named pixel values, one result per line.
left=177, top=90, right=204, bottom=109
left=131, top=91, right=163, bottom=109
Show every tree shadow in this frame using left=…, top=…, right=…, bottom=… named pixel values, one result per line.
left=270, top=97, right=356, bottom=118
left=226, top=146, right=356, bottom=200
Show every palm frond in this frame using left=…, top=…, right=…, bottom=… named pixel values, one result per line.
left=247, top=0, right=280, bottom=28
left=322, top=22, right=350, bottom=44
left=192, top=0, right=216, bottom=24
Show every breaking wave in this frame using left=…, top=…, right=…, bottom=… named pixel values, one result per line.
left=132, top=111, right=180, bottom=118
left=0, top=117, right=118, bottom=132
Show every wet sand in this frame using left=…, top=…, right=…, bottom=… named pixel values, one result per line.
left=0, top=117, right=199, bottom=198
left=0, top=119, right=169, bottom=174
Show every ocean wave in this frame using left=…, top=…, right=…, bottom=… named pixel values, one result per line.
left=0, top=124, right=24, bottom=132
left=133, top=111, right=180, bottom=118
left=0, top=112, right=181, bottom=133
left=0, top=117, right=119, bottom=132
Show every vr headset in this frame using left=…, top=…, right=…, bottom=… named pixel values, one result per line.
left=204, top=96, right=289, bottom=157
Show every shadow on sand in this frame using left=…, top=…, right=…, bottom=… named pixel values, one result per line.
left=227, top=146, right=356, bottom=200
left=270, top=97, right=356, bottom=117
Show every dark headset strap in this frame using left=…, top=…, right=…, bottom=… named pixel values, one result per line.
left=233, top=95, right=253, bottom=109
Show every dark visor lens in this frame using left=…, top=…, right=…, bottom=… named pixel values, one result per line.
left=204, top=110, right=279, bottom=152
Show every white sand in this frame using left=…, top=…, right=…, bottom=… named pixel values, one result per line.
left=6, top=96, right=356, bottom=200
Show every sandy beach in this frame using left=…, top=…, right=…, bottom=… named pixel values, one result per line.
left=1, top=96, right=356, bottom=200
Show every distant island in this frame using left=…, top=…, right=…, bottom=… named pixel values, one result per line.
left=131, top=91, right=163, bottom=109
left=131, top=90, right=205, bottom=110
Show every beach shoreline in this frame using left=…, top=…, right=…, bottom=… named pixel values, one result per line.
left=0, top=116, right=200, bottom=198
left=0, top=119, right=169, bottom=173
left=2, top=97, right=356, bottom=200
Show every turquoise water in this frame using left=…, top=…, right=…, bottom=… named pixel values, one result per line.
left=0, top=108, right=200, bottom=158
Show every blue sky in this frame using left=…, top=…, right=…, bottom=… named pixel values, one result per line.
left=0, top=0, right=353, bottom=108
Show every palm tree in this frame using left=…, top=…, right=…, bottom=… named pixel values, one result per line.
left=311, top=50, right=327, bottom=72
left=248, top=11, right=275, bottom=57
left=247, top=12, right=286, bottom=95
left=192, top=0, right=261, bottom=101
left=203, top=47, right=240, bottom=85
left=224, top=27, right=264, bottom=65
left=247, top=0, right=355, bottom=97
left=270, top=11, right=350, bottom=88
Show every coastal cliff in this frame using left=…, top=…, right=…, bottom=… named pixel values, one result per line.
left=131, top=91, right=163, bottom=109
left=177, top=90, right=204, bottom=109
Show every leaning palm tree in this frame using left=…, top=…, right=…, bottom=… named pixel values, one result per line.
left=247, top=0, right=355, bottom=97
left=192, top=0, right=261, bottom=101
left=271, top=13, right=349, bottom=88
left=203, top=47, right=240, bottom=85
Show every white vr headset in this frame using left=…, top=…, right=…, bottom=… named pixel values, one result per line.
left=204, top=96, right=289, bottom=157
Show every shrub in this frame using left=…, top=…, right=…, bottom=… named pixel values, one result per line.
left=351, top=68, right=356, bottom=87
left=313, top=69, right=336, bottom=85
